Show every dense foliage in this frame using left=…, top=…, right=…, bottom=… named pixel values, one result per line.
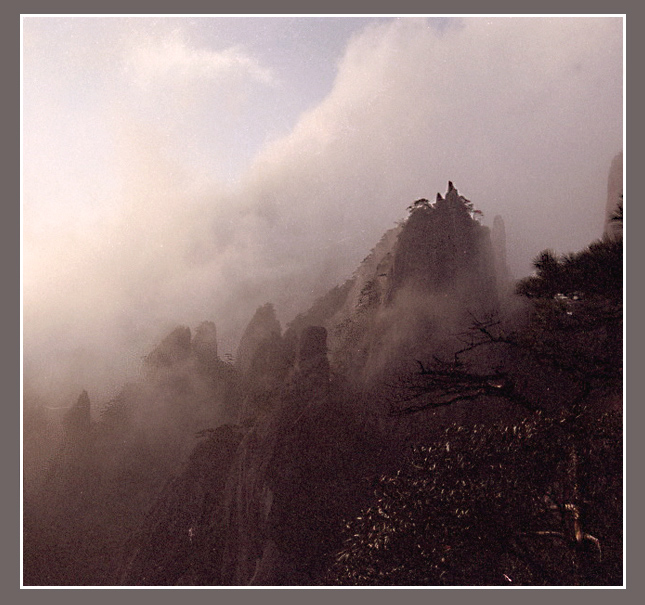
left=328, top=408, right=621, bottom=586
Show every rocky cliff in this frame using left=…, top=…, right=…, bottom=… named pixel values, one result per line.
left=281, top=183, right=499, bottom=389
left=112, top=184, right=501, bottom=585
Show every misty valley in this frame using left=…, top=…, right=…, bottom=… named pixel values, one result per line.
left=23, top=179, right=623, bottom=586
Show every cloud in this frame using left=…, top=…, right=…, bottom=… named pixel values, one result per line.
left=237, top=17, right=622, bottom=285
left=22, top=17, right=623, bottom=404
left=126, top=33, right=275, bottom=88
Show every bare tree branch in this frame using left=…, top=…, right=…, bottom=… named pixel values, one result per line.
left=388, top=310, right=609, bottom=420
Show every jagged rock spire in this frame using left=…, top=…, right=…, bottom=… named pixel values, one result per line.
left=236, top=303, right=282, bottom=377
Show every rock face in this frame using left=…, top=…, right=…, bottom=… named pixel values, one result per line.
left=220, top=325, right=335, bottom=585
left=236, top=304, right=282, bottom=377
left=603, top=151, right=623, bottom=241
left=143, top=326, right=192, bottom=373
left=220, top=325, right=385, bottom=586
left=118, top=424, right=245, bottom=585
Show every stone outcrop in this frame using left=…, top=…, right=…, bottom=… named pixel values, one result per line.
left=603, top=151, right=623, bottom=241
left=235, top=304, right=290, bottom=423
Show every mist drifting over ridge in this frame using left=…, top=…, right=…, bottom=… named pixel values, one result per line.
left=22, top=17, right=623, bottom=404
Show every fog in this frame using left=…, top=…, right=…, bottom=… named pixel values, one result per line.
left=22, top=16, right=623, bottom=405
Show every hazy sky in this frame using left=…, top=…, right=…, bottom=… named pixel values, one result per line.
left=22, top=16, right=623, bottom=403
